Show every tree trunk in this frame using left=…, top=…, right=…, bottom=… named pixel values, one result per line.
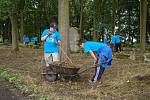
left=79, top=0, right=83, bottom=38
left=140, top=0, right=147, bottom=54
left=115, top=0, right=120, bottom=32
left=19, top=0, right=25, bottom=42
left=58, top=0, right=70, bottom=61
left=7, top=19, right=12, bottom=43
left=128, top=14, right=131, bottom=45
left=93, top=0, right=101, bottom=41
left=93, top=15, right=97, bottom=41
left=10, top=14, right=19, bottom=51
left=112, top=0, right=117, bottom=32
left=20, top=11, right=24, bottom=42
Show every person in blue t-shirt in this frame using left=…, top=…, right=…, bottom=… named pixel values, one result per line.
left=41, top=23, right=61, bottom=67
left=79, top=40, right=112, bottom=83
left=23, top=35, right=30, bottom=45
left=31, top=35, right=38, bottom=45
left=103, top=28, right=108, bottom=44
left=114, top=32, right=121, bottom=52
left=110, top=33, right=116, bottom=52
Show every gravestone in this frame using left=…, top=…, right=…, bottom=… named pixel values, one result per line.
left=69, top=27, right=79, bottom=52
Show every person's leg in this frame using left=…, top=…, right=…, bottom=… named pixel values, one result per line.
left=91, top=66, right=105, bottom=82
left=97, top=66, right=105, bottom=81
left=44, top=53, right=53, bottom=67
left=110, top=44, right=113, bottom=51
left=43, top=53, right=57, bottom=81
left=51, top=52, right=61, bottom=80
left=112, top=44, right=115, bottom=52
left=35, top=41, right=37, bottom=45
left=51, top=53, right=60, bottom=62
left=25, top=42, right=28, bottom=45
left=26, top=42, right=29, bottom=46
left=91, top=67, right=98, bottom=81
left=119, top=43, right=122, bottom=52
left=91, top=52, right=105, bottom=82
left=115, top=43, right=119, bottom=52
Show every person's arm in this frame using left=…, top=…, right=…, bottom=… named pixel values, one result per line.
left=89, top=51, right=97, bottom=65
left=119, top=35, right=124, bottom=39
left=55, top=32, right=61, bottom=47
left=57, top=40, right=61, bottom=47
left=41, top=34, right=49, bottom=41
left=41, top=30, right=52, bottom=41
left=89, top=51, right=97, bottom=60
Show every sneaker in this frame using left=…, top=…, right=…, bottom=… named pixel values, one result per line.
left=88, top=80, right=102, bottom=85
left=88, top=80, right=97, bottom=84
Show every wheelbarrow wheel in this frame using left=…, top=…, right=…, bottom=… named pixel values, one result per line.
left=43, top=71, right=57, bottom=82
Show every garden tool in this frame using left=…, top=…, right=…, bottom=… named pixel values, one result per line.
left=59, top=46, right=73, bottom=65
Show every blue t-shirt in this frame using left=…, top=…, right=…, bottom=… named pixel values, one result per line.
left=83, top=41, right=106, bottom=53
left=84, top=41, right=112, bottom=68
left=115, top=35, right=121, bottom=43
left=41, top=29, right=61, bottom=53
left=111, top=35, right=115, bottom=44
left=23, top=36, right=29, bottom=43
left=31, top=36, right=38, bottom=43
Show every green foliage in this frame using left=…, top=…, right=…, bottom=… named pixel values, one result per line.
left=0, top=0, right=13, bottom=19
left=146, top=44, right=150, bottom=51
left=0, top=0, right=147, bottom=48
left=0, top=67, right=71, bottom=100
left=131, top=43, right=140, bottom=48
left=57, top=97, right=63, bottom=100
left=93, top=0, right=113, bottom=31
left=0, top=0, right=24, bottom=19
left=39, top=95, right=46, bottom=100
left=0, top=68, right=38, bottom=98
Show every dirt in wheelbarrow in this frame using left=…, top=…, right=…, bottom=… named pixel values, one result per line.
left=0, top=44, right=150, bottom=100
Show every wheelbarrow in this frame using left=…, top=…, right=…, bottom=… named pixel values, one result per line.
left=41, top=61, right=97, bottom=82
left=41, top=61, right=82, bottom=82
left=41, top=47, right=95, bottom=82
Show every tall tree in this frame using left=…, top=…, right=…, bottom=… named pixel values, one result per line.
left=10, top=13, right=18, bottom=51
left=19, top=0, right=25, bottom=42
left=140, top=0, right=147, bottom=54
left=58, top=0, right=70, bottom=61
left=0, top=0, right=23, bottom=51
left=93, top=0, right=102, bottom=41
left=79, top=0, right=84, bottom=38
left=112, top=0, right=118, bottom=32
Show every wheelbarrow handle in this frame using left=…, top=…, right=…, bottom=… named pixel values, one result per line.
left=77, top=66, right=96, bottom=75
left=59, top=46, right=73, bottom=64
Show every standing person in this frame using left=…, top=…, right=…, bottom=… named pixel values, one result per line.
left=110, top=33, right=116, bottom=52
left=33, top=34, right=38, bottom=45
left=23, top=35, right=30, bottom=46
left=79, top=40, right=112, bottom=83
left=41, top=22, right=61, bottom=81
left=115, top=32, right=121, bottom=52
left=31, top=34, right=38, bottom=46
left=103, top=28, right=108, bottom=44
left=41, top=22, right=61, bottom=66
